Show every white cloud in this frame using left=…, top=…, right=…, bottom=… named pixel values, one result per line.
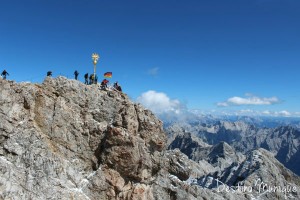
left=203, top=109, right=299, bottom=118
left=262, top=110, right=271, bottom=115
left=218, top=94, right=280, bottom=107
left=137, top=90, right=182, bottom=114
left=217, top=102, right=229, bottom=107
left=240, top=109, right=254, bottom=113
left=147, top=67, right=159, bottom=76
left=235, top=110, right=294, bottom=117
left=261, top=110, right=292, bottom=117
left=275, top=110, right=291, bottom=117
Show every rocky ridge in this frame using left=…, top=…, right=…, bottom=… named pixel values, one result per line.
left=166, top=121, right=300, bottom=176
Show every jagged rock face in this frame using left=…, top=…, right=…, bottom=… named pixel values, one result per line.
left=199, top=149, right=300, bottom=200
left=168, top=132, right=210, bottom=160
left=235, top=126, right=300, bottom=176
left=0, top=77, right=167, bottom=199
left=168, top=134, right=300, bottom=199
left=169, top=133, right=245, bottom=171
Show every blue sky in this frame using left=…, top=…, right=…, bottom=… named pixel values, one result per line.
left=0, top=0, right=299, bottom=116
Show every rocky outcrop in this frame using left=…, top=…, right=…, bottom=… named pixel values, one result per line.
left=199, top=148, right=300, bottom=200
left=168, top=133, right=300, bottom=199
left=169, top=133, right=245, bottom=171
left=0, top=77, right=168, bottom=199
left=234, top=126, right=300, bottom=176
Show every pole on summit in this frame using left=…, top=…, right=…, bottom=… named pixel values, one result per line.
left=92, top=53, right=99, bottom=84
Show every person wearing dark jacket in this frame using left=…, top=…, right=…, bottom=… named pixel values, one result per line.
left=117, top=85, right=122, bottom=92
left=101, top=79, right=109, bottom=90
left=89, top=74, right=94, bottom=85
left=1, top=70, right=9, bottom=80
left=113, top=81, right=119, bottom=89
left=74, top=70, right=79, bottom=80
left=95, top=74, right=98, bottom=84
left=47, top=71, right=52, bottom=77
left=114, top=81, right=122, bottom=92
left=84, top=73, right=89, bottom=84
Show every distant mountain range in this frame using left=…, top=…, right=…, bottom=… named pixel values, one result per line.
left=165, top=116, right=300, bottom=177
left=161, top=112, right=300, bottom=129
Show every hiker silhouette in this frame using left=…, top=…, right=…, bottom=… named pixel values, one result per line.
left=47, top=71, right=52, bottom=77
left=1, top=70, right=9, bottom=80
left=74, top=70, right=79, bottom=80
left=84, top=73, right=89, bottom=84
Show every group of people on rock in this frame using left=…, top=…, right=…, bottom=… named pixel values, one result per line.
left=50, top=70, right=122, bottom=91
left=100, top=79, right=122, bottom=92
left=83, top=73, right=98, bottom=85
left=1, top=69, right=122, bottom=92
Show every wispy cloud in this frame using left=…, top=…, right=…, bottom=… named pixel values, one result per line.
left=238, top=110, right=291, bottom=117
left=275, top=110, right=291, bottom=117
left=147, top=67, right=159, bottom=76
left=221, top=109, right=297, bottom=117
left=217, top=94, right=280, bottom=107
left=190, top=109, right=300, bottom=118
left=217, top=102, right=230, bottom=107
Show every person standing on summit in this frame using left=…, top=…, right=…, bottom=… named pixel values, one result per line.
left=84, top=73, right=89, bottom=84
left=47, top=71, right=52, bottom=77
left=94, top=74, right=98, bottom=84
left=1, top=70, right=9, bottom=80
left=89, top=74, right=94, bottom=85
left=74, top=70, right=79, bottom=80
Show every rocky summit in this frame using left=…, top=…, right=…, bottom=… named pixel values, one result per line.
left=0, top=77, right=300, bottom=200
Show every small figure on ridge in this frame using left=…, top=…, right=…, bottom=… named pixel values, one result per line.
left=74, top=70, right=79, bottom=80
left=114, top=81, right=122, bottom=92
left=89, top=74, right=94, bottom=85
left=101, top=79, right=109, bottom=90
left=84, top=73, right=89, bottom=84
left=1, top=70, right=9, bottom=80
left=95, top=74, right=98, bottom=84
left=47, top=71, right=52, bottom=77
